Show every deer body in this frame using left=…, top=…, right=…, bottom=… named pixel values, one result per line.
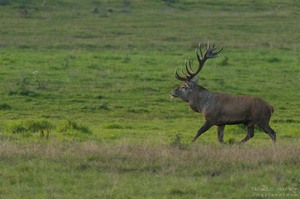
left=171, top=44, right=276, bottom=143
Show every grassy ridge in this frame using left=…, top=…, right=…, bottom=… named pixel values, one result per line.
left=0, top=0, right=299, bottom=198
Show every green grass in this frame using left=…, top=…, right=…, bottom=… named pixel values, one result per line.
left=0, top=0, right=299, bottom=198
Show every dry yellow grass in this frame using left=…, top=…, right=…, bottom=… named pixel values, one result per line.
left=1, top=140, right=299, bottom=171
left=1, top=140, right=299, bottom=198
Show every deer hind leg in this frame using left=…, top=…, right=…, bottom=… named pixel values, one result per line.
left=217, top=125, right=226, bottom=144
left=258, top=123, right=276, bottom=143
left=191, top=121, right=213, bottom=143
left=239, top=125, right=254, bottom=144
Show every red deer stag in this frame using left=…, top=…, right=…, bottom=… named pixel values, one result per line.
left=170, top=43, right=276, bottom=144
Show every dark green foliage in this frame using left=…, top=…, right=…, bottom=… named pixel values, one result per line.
left=6, top=76, right=38, bottom=97
left=59, top=120, right=92, bottom=135
left=0, top=0, right=9, bottom=6
left=8, top=120, right=53, bottom=138
left=106, top=123, right=123, bottom=129
left=6, top=120, right=91, bottom=139
left=26, top=120, right=53, bottom=133
left=0, top=103, right=11, bottom=110
left=10, top=123, right=27, bottom=134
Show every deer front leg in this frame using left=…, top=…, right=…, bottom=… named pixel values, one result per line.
left=239, top=125, right=254, bottom=143
left=217, top=125, right=226, bottom=144
left=192, top=121, right=213, bottom=143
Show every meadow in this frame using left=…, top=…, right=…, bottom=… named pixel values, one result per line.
left=0, top=0, right=299, bottom=198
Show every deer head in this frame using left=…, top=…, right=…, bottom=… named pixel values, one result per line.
left=170, top=43, right=223, bottom=101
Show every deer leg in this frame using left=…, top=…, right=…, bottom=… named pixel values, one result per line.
left=192, top=121, right=213, bottom=143
left=258, top=124, right=276, bottom=143
left=239, top=125, right=254, bottom=143
left=217, top=125, right=226, bottom=144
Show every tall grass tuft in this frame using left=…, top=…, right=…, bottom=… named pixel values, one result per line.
left=58, top=120, right=92, bottom=135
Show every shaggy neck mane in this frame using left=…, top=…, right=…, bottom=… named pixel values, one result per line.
left=188, top=84, right=213, bottom=112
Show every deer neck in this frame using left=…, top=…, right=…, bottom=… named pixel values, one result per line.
left=188, top=86, right=213, bottom=113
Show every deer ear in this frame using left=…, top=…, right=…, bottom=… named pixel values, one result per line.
left=191, top=77, right=199, bottom=84
left=186, top=77, right=198, bottom=88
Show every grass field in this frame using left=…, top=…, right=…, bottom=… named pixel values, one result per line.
left=0, top=0, right=299, bottom=198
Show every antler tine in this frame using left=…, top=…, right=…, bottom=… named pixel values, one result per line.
left=174, top=43, right=223, bottom=82
left=196, top=42, right=223, bottom=71
left=175, top=69, right=187, bottom=81
left=196, top=46, right=203, bottom=60
left=196, top=48, right=202, bottom=63
left=207, top=42, right=219, bottom=52
left=198, top=43, right=204, bottom=58
left=203, top=42, right=223, bottom=58
left=188, top=59, right=194, bottom=73
left=207, top=41, right=211, bottom=50
left=181, top=68, right=188, bottom=76
left=215, top=47, right=223, bottom=54
left=211, top=43, right=217, bottom=51
left=208, top=46, right=223, bottom=58
left=185, top=58, right=194, bottom=76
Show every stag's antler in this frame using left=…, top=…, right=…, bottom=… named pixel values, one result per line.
left=175, top=42, right=223, bottom=82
